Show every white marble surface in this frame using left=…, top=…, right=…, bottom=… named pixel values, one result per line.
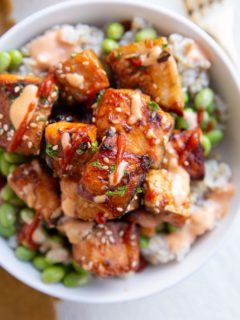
left=11, top=0, right=240, bottom=319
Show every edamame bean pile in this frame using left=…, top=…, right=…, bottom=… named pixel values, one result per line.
left=0, top=16, right=233, bottom=287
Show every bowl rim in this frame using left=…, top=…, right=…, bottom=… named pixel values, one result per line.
left=0, top=0, right=240, bottom=304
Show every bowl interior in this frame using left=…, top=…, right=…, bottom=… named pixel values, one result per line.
left=0, top=0, right=239, bottom=303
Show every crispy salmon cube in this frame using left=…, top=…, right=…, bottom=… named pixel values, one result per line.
left=59, top=219, right=140, bottom=277
left=54, top=49, right=109, bottom=103
left=78, top=131, right=150, bottom=220
left=144, top=168, right=190, bottom=227
left=0, top=73, right=58, bottom=155
left=45, top=121, right=97, bottom=177
left=96, top=88, right=174, bottom=168
left=170, top=128, right=205, bottom=180
left=8, top=160, right=61, bottom=223
left=106, top=38, right=184, bottom=115
left=60, top=177, right=101, bottom=221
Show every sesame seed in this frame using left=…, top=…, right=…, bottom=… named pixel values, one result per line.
left=30, top=122, right=37, bottom=128
left=102, top=136, right=106, bottom=142
left=0, top=129, right=3, bottom=135
left=51, top=91, right=58, bottom=98
left=88, top=261, right=93, bottom=269
left=96, top=232, right=102, bottom=237
left=116, top=107, right=122, bottom=112
left=87, top=142, right=91, bottom=148
left=109, top=236, right=115, bottom=244
left=102, top=165, right=108, bottom=170
left=92, top=117, right=96, bottom=123
left=109, top=126, right=116, bottom=133
left=52, top=145, right=58, bottom=151
left=119, top=230, right=124, bottom=237
left=81, top=256, right=86, bottom=261
left=14, top=86, right=20, bottom=93
left=3, top=124, right=8, bottom=131
left=67, top=95, right=73, bottom=101
left=22, top=135, right=28, bottom=140
left=131, top=261, right=138, bottom=268
left=98, top=224, right=105, bottom=229
left=82, top=61, right=89, bottom=65
left=28, top=141, right=33, bottom=148
left=130, top=234, right=136, bottom=241
left=184, top=160, right=189, bottom=166
left=101, top=237, right=106, bottom=244
left=65, top=66, right=71, bottom=72
left=106, top=230, right=113, bottom=236
left=154, top=138, right=161, bottom=145
left=103, top=157, right=110, bottom=163
left=0, top=114, right=3, bottom=119
left=116, top=207, right=123, bottom=212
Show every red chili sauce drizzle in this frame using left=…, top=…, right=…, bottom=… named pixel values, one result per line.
left=95, top=212, right=106, bottom=224
left=61, top=128, right=91, bottom=172
left=18, top=211, right=41, bottom=250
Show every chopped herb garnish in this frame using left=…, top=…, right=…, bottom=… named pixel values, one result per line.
left=96, top=91, right=104, bottom=104
left=91, top=141, right=98, bottom=152
left=40, top=96, right=47, bottom=104
left=148, top=101, right=160, bottom=112
left=46, top=144, right=58, bottom=157
left=91, top=159, right=103, bottom=169
left=109, top=163, right=116, bottom=173
left=105, top=185, right=126, bottom=197
left=76, top=148, right=86, bottom=155
left=162, top=43, right=168, bottom=49
left=116, top=52, right=123, bottom=60
left=38, top=116, right=47, bottom=122
left=136, top=187, right=143, bottom=193
left=139, top=65, right=146, bottom=71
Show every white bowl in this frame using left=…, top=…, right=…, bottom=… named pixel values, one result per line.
left=0, top=0, right=240, bottom=304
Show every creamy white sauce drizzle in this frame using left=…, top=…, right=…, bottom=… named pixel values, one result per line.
left=9, top=84, right=39, bottom=130
left=128, top=92, right=142, bottom=125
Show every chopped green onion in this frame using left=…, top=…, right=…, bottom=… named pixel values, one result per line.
left=46, top=144, right=58, bottom=158
left=105, top=185, right=126, bottom=197
left=91, top=141, right=98, bottom=152
left=91, top=159, right=103, bottom=169
left=148, top=101, right=160, bottom=112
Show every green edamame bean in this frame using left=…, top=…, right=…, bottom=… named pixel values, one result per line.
left=42, top=265, right=65, bottom=284
left=0, top=203, right=17, bottom=227
left=0, top=155, right=11, bottom=176
left=175, top=117, right=189, bottom=130
left=156, top=223, right=165, bottom=233
left=0, top=52, right=11, bottom=72
left=201, top=111, right=210, bottom=130
left=107, top=22, right=124, bottom=40
left=63, top=271, right=89, bottom=288
left=33, top=255, right=51, bottom=270
left=9, top=50, right=23, bottom=69
left=1, top=185, right=15, bottom=202
left=15, top=245, right=36, bottom=261
left=20, top=208, right=35, bottom=224
left=184, top=92, right=189, bottom=105
left=0, top=224, right=16, bottom=238
left=201, top=134, right=212, bottom=156
left=102, top=39, right=119, bottom=54
left=166, top=223, right=178, bottom=233
left=140, top=235, right=149, bottom=250
left=206, top=129, right=223, bottom=145
left=72, top=262, right=89, bottom=275
left=135, top=28, right=157, bottom=42
left=9, top=195, right=25, bottom=207
left=8, top=164, right=18, bottom=174
left=4, top=152, right=26, bottom=164
left=194, top=88, right=214, bottom=110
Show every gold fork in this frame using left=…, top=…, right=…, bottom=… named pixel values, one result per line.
left=183, top=0, right=240, bottom=70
